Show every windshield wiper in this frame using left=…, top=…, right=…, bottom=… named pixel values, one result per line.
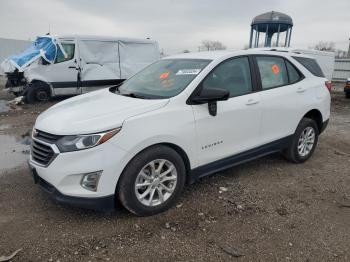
left=120, top=92, right=147, bottom=99
left=109, top=83, right=123, bottom=94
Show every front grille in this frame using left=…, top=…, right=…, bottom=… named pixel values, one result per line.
left=31, top=139, right=56, bottom=166
left=34, top=129, right=62, bottom=144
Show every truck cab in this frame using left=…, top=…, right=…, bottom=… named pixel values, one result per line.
left=3, top=35, right=160, bottom=103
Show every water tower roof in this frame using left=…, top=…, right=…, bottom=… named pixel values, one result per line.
left=252, top=11, right=293, bottom=26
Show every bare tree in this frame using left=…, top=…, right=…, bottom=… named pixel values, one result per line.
left=201, top=40, right=226, bottom=51
left=212, top=41, right=226, bottom=50
left=312, top=41, right=336, bottom=52
left=201, top=40, right=212, bottom=51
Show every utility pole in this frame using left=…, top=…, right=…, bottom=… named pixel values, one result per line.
left=348, top=38, right=350, bottom=58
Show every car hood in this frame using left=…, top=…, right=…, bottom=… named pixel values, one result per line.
left=35, top=89, right=169, bottom=135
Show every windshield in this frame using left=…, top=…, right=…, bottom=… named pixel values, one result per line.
left=117, top=59, right=211, bottom=99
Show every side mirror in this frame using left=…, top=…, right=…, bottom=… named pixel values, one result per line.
left=191, top=88, right=229, bottom=104
left=190, top=88, right=229, bottom=116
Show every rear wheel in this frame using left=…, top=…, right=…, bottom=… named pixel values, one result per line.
left=346, top=92, right=350, bottom=99
left=25, top=82, right=50, bottom=103
left=117, top=145, right=186, bottom=216
left=283, top=118, right=319, bottom=163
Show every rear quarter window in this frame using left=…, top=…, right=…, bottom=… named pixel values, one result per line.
left=292, top=56, right=325, bottom=78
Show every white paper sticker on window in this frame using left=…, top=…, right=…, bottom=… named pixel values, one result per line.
left=176, top=69, right=201, bottom=75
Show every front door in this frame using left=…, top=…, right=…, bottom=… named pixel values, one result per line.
left=192, top=56, right=262, bottom=166
left=43, top=40, right=79, bottom=95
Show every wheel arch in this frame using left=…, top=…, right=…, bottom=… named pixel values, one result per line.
left=115, top=142, right=192, bottom=191
left=30, top=79, right=53, bottom=96
left=114, top=142, right=193, bottom=209
left=303, top=109, right=323, bottom=133
left=23, top=79, right=53, bottom=97
left=160, top=142, right=192, bottom=184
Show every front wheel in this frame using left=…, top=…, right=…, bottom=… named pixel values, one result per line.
left=346, top=92, right=350, bottom=99
left=117, top=145, right=186, bottom=216
left=25, top=82, right=50, bottom=104
left=283, top=118, right=319, bottom=163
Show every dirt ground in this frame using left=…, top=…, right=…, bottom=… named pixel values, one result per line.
left=0, top=86, right=349, bottom=262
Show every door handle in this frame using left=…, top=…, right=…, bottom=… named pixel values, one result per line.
left=68, top=66, right=77, bottom=69
left=297, top=87, right=306, bottom=93
left=246, top=99, right=259, bottom=105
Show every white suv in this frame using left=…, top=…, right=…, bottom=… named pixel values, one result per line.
left=29, top=50, right=330, bottom=216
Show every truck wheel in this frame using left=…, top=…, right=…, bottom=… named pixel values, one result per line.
left=283, top=118, right=319, bottom=163
left=117, top=145, right=186, bottom=216
left=25, top=82, right=50, bottom=103
left=346, top=93, right=350, bottom=99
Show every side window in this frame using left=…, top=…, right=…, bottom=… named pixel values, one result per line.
left=202, top=57, right=252, bottom=98
left=256, top=56, right=288, bottom=90
left=292, top=56, right=324, bottom=77
left=55, top=43, right=75, bottom=63
left=285, top=60, right=302, bottom=83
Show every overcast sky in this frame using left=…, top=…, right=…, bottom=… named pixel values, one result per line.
left=0, top=0, right=349, bottom=54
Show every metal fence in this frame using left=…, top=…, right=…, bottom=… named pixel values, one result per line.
left=333, top=59, right=350, bottom=82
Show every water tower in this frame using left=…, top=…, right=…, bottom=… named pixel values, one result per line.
left=249, top=11, right=293, bottom=48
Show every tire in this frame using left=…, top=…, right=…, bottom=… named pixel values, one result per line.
left=283, top=118, right=319, bottom=163
left=346, top=93, right=350, bottom=99
left=117, top=145, right=186, bottom=216
left=25, top=82, right=50, bottom=104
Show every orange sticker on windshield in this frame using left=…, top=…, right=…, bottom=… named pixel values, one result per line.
left=160, top=72, right=170, bottom=79
left=272, top=64, right=280, bottom=74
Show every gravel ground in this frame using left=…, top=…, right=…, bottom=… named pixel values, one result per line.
left=0, top=86, right=349, bottom=262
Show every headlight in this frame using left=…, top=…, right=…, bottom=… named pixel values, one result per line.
left=56, top=127, right=121, bottom=152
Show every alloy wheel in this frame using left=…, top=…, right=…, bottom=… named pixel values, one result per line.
left=134, top=159, right=177, bottom=207
left=297, top=126, right=315, bottom=157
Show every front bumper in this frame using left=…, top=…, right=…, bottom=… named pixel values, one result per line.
left=30, top=166, right=115, bottom=212
left=8, top=85, right=25, bottom=93
left=29, top=138, right=131, bottom=211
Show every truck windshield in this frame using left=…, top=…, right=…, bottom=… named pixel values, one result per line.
left=117, top=59, right=211, bottom=99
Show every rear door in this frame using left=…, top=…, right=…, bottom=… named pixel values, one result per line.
left=254, top=55, right=303, bottom=144
left=192, top=56, right=262, bottom=166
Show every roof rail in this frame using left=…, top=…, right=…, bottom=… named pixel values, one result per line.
left=254, top=47, right=302, bottom=54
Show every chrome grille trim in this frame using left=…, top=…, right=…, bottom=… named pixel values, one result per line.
left=30, top=134, right=60, bottom=167
left=34, top=129, right=62, bottom=144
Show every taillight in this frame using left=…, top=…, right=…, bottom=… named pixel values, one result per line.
left=325, top=81, right=332, bottom=92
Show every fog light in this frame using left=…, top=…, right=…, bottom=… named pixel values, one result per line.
left=80, top=171, right=102, bottom=191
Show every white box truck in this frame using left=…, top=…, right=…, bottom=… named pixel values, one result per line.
left=1, top=35, right=160, bottom=103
